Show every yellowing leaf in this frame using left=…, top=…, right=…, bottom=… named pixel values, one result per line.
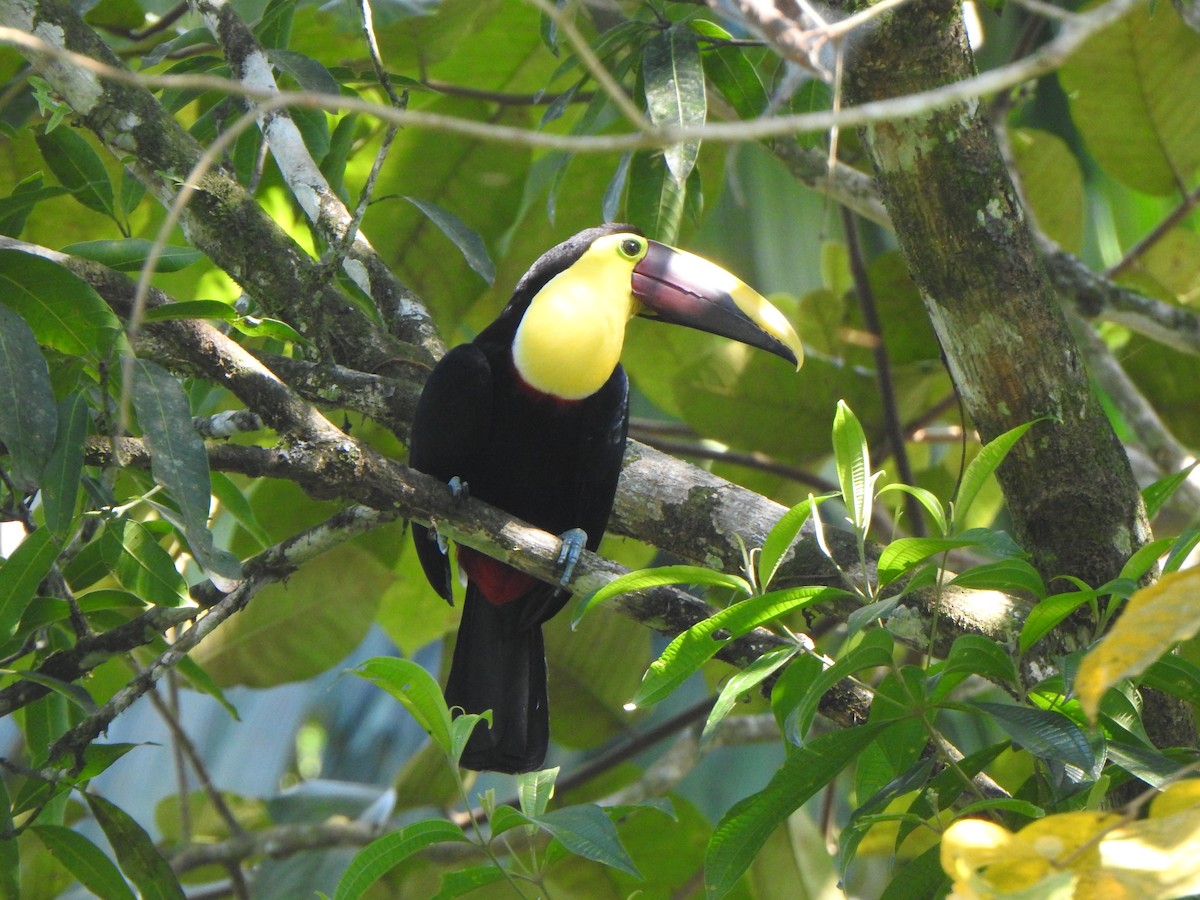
left=942, top=789, right=1200, bottom=900
left=1100, top=802, right=1200, bottom=898
left=1077, top=567, right=1200, bottom=719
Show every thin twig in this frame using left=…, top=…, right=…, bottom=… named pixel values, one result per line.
left=1105, top=183, right=1200, bottom=281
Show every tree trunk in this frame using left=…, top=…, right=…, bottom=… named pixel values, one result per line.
left=840, top=0, right=1151, bottom=590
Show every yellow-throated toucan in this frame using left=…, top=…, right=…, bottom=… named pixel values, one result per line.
left=409, top=224, right=802, bottom=773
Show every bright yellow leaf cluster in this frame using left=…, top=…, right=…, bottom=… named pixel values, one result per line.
left=1077, top=567, right=1200, bottom=719
left=941, top=781, right=1200, bottom=899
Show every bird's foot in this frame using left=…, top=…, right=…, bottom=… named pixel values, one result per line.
left=556, top=528, right=588, bottom=586
left=435, top=477, right=471, bottom=554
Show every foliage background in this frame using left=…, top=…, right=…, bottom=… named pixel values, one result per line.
left=0, top=0, right=1198, bottom=897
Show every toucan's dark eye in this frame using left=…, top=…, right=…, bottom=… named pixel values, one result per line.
left=618, top=237, right=644, bottom=259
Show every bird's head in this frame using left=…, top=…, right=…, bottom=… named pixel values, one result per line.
left=507, top=224, right=803, bottom=399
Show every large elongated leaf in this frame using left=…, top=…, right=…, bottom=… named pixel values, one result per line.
left=0, top=778, right=17, bottom=898
left=354, top=657, right=454, bottom=757
left=642, top=24, right=706, bottom=184
left=0, top=303, right=57, bottom=490
left=404, top=196, right=495, bottom=285
left=705, top=723, right=889, bottom=898
left=526, top=805, right=641, bottom=877
left=333, top=819, right=469, bottom=900
left=33, top=825, right=136, bottom=900
left=35, top=127, right=115, bottom=219
left=758, top=494, right=833, bottom=591
left=625, top=149, right=686, bottom=244
left=1059, top=3, right=1200, bottom=195
left=100, top=518, right=189, bottom=607
left=129, top=359, right=241, bottom=582
left=61, top=240, right=202, bottom=273
left=973, top=701, right=1096, bottom=776
left=0, top=176, right=67, bottom=237
left=690, top=19, right=767, bottom=120
left=41, top=392, right=89, bottom=537
left=85, top=794, right=185, bottom=900
left=0, top=529, right=59, bottom=639
left=0, top=250, right=123, bottom=360
left=630, top=586, right=841, bottom=709
left=832, top=400, right=872, bottom=535
left=952, top=420, right=1037, bottom=530
left=574, top=564, right=751, bottom=628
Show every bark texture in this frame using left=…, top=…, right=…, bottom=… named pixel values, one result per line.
left=839, top=0, right=1151, bottom=589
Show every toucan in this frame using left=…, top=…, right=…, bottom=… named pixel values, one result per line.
left=409, top=224, right=803, bottom=773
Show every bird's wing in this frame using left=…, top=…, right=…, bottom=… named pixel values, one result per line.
left=575, top=364, right=630, bottom=549
left=408, top=344, right=494, bottom=602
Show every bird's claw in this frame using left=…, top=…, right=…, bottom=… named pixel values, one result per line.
left=431, top=477, right=471, bottom=555
left=556, top=528, right=587, bottom=587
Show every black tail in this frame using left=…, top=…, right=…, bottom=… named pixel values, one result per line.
left=444, top=584, right=549, bottom=774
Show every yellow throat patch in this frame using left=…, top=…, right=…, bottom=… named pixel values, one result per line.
left=512, top=234, right=643, bottom=400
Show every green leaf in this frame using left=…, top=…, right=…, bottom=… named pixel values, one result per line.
left=877, top=483, right=948, bottom=537
left=448, top=712, right=490, bottom=766
left=952, top=420, right=1038, bottom=529
left=403, top=196, right=494, bottom=285
left=758, top=494, right=833, bottom=591
left=832, top=400, right=872, bottom=535
left=60, top=240, right=203, bottom=273
left=41, top=392, right=90, bottom=537
left=268, top=49, right=341, bottom=94
left=626, top=150, right=685, bottom=244
left=333, top=819, right=469, bottom=900
left=101, top=518, right=189, bottom=607
left=4, top=669, right=96, bottom=712
left=1140, top=655, right=1200, bottom=709
left=701, top=646, right=796, bottom=747
left=630, top=587, right=840, bottom=709
left=1020, top=589, right=1102, bottom=654
left=1104, top=739, right=1184, bottom=788
left=527, top=805, right=641, bottom=878
left=354, top=657, right=453, bottom=757
left=229, top=315, right=309, bottom=344
left=85, top=794, right=185, bottom=900
left=947, top=558, right=1047, bottom=598
left=0, top=250, right=123, bottom=360
left=1059, top=3, right=1200, bottom=195
left=0, top=777, right=17, bottom=898
left=518, top=767, right=558, bottom=818
left=1142, top=461, right=1199, bottom=519
left=140, top=299, right=236, bottom=323
left=1009, top=128, right=1085, bottom=253
left=973, top=701, right=1097, bottom=776
left=130, top=358, right=241, bottom=582
left=0, top=303, right=57, bottom=491
left=877, top=536, right=982, bottom=587
left=0, top=177, right=68, bottom=237
left=779, top=628, right=895, bottom=743
left=0, top=529, right=59, bottom=639
left=119, top=167, right=146, bottom=219
left=254, top=0, right=294, bottom=48
left=705, top=723, right=888, bottom=899
left=573, top=565, right=752, bottom=628
left=938, top=634, right=1020, bottom=697
left=33, top=825, right=136, bottom=900
left=35, top=128, right=115, bottom=220
left=878, top=843, right=947, bottom=900
left=691, top=20, right=767, bottom=120
left=642, top=24, right=706, bottom=184
left=1119, top=535, right=1175, bottom=583
left=432, top=865, right=507, bottom=899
